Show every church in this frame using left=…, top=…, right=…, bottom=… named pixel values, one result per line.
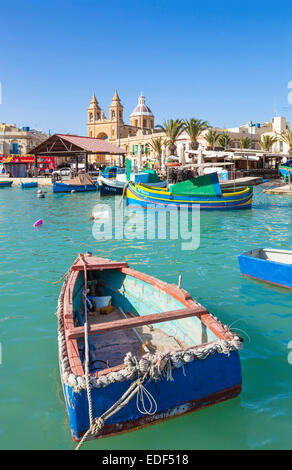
left=87, top=91, right=162, bottom=164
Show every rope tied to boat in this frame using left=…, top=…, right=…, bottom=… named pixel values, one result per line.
left=75, top=371, right=157, bottom=450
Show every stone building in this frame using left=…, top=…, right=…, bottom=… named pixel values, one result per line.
left=0, top=123, right=48, bottom=155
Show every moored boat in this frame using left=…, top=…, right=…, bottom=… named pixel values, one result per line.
left=238, top=248, right=292, bottom=289
left=126, top=173, right=253, bottom=210
left=57, top=253, right=242, bottom=443
left=20, top=181, right=38, bottom=189
left=279, top=160, right=292, bottom=178
left=100, top=174, right=167, bottom=195
left=0, top=180, right=13, bottom=187
left=53, top=173, right=97, bottom=193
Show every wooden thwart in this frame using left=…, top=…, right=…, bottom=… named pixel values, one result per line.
left=66, top=306, right=206, bottom=340
left=72, top=257, right=128, bottom=272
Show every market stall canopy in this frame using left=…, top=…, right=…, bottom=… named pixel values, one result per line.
left=28, top=134, right=126, bottom=156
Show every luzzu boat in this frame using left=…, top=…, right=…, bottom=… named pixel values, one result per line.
left=238, top=248, right=292, bottom=289
left=126, top=172, right=253, bottom=210
left=57, top=253, right=242, bottom=444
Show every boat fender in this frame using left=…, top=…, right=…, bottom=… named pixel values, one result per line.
left=33, top=219, right=43, bottom=227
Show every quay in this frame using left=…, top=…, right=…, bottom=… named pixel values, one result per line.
left=0, top=177, right=52, bottom=186
left=264, top=184, right=292, bottom=195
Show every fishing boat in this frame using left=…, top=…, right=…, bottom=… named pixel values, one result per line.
left=238, top=248, right=292, bottom=289
left=100, top=172, right=166, bottom=196
left=53, top=173, right=97, bottom=193
left=279, top=160, right=292, bottom=178
left=0, top=180, right=13, bottom=187
left=20, top=181, right=38, bottom=189
left=57, top=252, right=242, bottom=443
left=126, top=172, right=253, bottom=210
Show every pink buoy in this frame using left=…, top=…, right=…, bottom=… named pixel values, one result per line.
left=33, top=219, right=43, bottom=227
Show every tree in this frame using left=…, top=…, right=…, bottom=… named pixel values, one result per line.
left=259, top=134, right=278, bottom=152
left=218, top=133, right=233, bottom=150
left=239, top=137, right=251, bottom=149
left=204, top=130, right=220, bottom=150
left=148, top=136, right=168, bottom=166
left=279, top=130, right=292, bottom=154
left=183, top=118, right=209, bottom=150
left=155, top=119, right=184, bottom=155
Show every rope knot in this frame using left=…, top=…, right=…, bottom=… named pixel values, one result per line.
left=91, top=417, right=104, bottom=436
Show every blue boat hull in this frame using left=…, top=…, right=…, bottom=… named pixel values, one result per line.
left=61, top=351, right=241, bottom=441
left=238, top=250, right=292, bottom=289
left=20, top=182, right=38, bottom=189
left=53, top=182, right=97, bottom=193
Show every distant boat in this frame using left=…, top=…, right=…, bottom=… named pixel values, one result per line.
left=20, top=182, right=38, bottom=189
left=279, top=160, right=292, bottom=178
left=100, top=170, right=166, bottom=196
left=238, top=248, right=292, bottom=289
left=0, top=181, right=13, bottom=188
left=53, top=173, right=97, bottom=193
left=57, top=253, right=242, bottom=442
left=126, top=173, right=253, bottom=210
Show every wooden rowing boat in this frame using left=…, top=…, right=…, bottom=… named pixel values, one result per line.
left=238, top=248, right=292, bottom=289
left=57, top=253, right=242, bottom=443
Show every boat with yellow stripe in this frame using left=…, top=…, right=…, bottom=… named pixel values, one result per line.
left=126, top=172, right=253, bottom=210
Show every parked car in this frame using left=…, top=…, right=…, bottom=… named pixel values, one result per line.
left=52, top=167, right=73, bottom=180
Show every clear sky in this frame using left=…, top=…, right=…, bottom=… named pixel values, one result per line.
left=1, top=0, right=292, bottom=135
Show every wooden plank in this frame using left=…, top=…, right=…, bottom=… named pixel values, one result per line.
left=71, top=256, right=128, bottom=271
left=66, top=306, right=206, bottom=340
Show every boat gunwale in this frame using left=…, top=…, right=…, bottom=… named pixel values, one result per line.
left=61, top=257, right=238, bottom=377
left=239, top=248, right=292, bottom=268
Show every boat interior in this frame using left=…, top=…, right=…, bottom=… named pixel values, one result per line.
left=246, top=248, right=292, bottom=265
left=71, top=268, right=218, bottom=374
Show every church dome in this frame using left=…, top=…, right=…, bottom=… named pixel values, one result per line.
left=130, top=93, right=154, bottom=117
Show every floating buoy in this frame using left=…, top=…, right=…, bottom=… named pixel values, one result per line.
left=33, top=219, right=43, bottom=227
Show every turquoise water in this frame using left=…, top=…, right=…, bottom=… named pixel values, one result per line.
left=0, top=185, right=292, bottom=450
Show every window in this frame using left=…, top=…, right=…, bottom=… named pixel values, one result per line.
left=89, top=113, right=93, bottom=121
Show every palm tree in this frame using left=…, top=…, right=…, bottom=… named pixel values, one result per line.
left=239, top=137, right=251, bottom=149
left=155, top=119, right=184, bottom=155
left=204, top=130, right=220, bottom=150
left=183, top=118, right=209, bottom=150
left=278, top=130, right=292, bottom=154
left=148, top=136, right=168, bottom=166
left=218, top=133, right=233, bottom=150
left=259, top=134, right=278, bottom=152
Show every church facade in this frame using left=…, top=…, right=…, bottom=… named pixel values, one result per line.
left=87, top=91, right=163, bottom=164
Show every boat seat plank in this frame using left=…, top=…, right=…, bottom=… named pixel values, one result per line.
left=66, top=306, right=206, bottom=340
left=72, top=256, right=128, bottom=271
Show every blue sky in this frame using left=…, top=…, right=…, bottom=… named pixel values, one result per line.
left=0, top=0, right=292, bottom=135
